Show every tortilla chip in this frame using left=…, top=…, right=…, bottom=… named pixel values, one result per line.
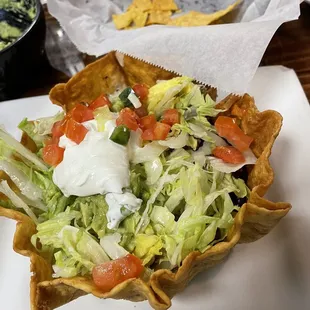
left=129, top=0, right=152, bottom=11
left=49, top=53, right=126, bottom=111
left=122, top=54, right=176, bottom=87
left=133, top=10, right=148, bottom=27
left=200, top=85, right=218, bottom=101
left=112, top=11, right=134, bottom=29
left=146, top=10, right=172, bottom=25
left=216, top=93, right=241, bottom=111
left=0, top=52, right=291, bottom=310
left=240, top=192, right=291, bottom=243
left=152, top=0, right=178, bottom=11
left=168, top=0, right=241, bottom=27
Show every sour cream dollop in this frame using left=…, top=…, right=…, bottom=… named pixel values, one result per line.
left=53, top=120, right=130, bottom=197
left=105, top=192, right=142, bottom=229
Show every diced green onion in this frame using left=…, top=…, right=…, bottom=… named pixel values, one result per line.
left=128, top=92, right=142, bottom=108
left=110, top=125, right=130, bottom=146
left=119, top=87, right=133, bottom=107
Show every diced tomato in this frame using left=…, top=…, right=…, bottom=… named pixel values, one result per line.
left=231, top=105, right=247, bottom=118
left=162, top=109, right=180, bottom=126
left=141, top=128, right=155, bottom=140
left=116, top=108, right=140, bottom=131
left=44, top=136, right=60, bottom=146
left=212, top=146, right=245, bottom=164
left=214, top=116, right=253, bottom=152
left=52, top=120, right=66, bottom=139
left=153, top=122, right=171, bottom=140
left=133, top=84, right=149, bottom=101
left=42, top=144, right=65, bottom=166
left=141, top=122, right=171, bottom=141
left=139, top=114, right=156, bottom=130
left=135, top=105, right=148, bottom=118
left=65, top=118, right=88, bottom=144
left=89, top=94, right=111, bottom=111
left=44, top=138, right=53, bottom=146
left=92, top=254, right=143, bottom=292
left=70, top=103, right=94, bottom=123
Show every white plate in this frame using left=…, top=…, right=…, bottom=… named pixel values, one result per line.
left=0, top=67, right=310, bottom=310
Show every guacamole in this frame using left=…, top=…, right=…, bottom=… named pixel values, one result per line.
left=0, top=0, right=36, bottom=51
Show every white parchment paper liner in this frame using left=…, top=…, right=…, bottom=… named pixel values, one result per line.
left=47, top=0, right=300, bottom=93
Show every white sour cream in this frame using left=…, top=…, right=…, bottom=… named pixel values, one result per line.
left=53, top=118, right=144, bottom=230
left=58, top=135, right=76, bottom=148
left=105, top=192, right=142, bottom=229
left=53, top=120, right=130, bottom=197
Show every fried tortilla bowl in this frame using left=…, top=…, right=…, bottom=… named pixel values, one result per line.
left=0, top=52, right=291, bottom=310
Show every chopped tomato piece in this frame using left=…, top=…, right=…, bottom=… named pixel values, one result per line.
left=65, top=118, right=88, bottom=144
left=133, top=84, right=149, bottom=101
left=44, top=136, right=60, bottom=146
left=162, top=109, right=180, bottom=126
left=231, top=105, right=247, bottom=118
left=52, top=120, right=67, bottom=138
left=153, top=122, right=171, bottom=140
left=139, top=114, right=156, bottom=130
left=92, top=254, right=143, bottom=292
left=135, top=104, right=148, bottom=118
left=141, top=122, right=171, bottom=141
left=214, top=116, right=253, bottom=152
left=116, top=108, right=139, bottom=131
left=141, top=128, right=155, bottom=140
left=89, top=94, right=111, bottom=111
left=42, top=144, right=65, bottom=166
left=70, top=103, right=94, bottom=123
left=44, top=138, right=53, bottom=146
left=212, top=146, right=245, bottom=164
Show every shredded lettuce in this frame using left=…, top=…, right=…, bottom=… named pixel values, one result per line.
left=34, top=112, right=64, bottom=136
left=150, top=205, right=175, bottom=234
left=180, top=164, right=210, bottom=209
left=0, top=159, right=44, bottom=208
left=165, top=181, right=183, bottom=212
left=136, top=166, right=178, bottom=234
left=207, top=149, right=257, bottom=173
left=158, top=132, right=189, bottom=149
left=0, top=180, right=38, bottom=223
left=191, top=142, right=212, bottom=166
left=0, top=131, right=72, bottom=220
left=147, top=77, right=192, bottom=116
left=131, top=157, right=247, bottom=267
left=94, top=106, right=114, bottom=132
left=33, top=209, right=80, bottom=247
left=33, top=211, right=109, bottom=277
left=144, top=158, right=163, bottom=185
left=52, top=225, right=109, bottom=277
left=0, top=127, right=48, bottom=171
left=176, top=84, right=223, bottom=117
left=130, top=141, right=167, bottom=164
left=134, top=234, right=163, bottom=265
left=100, top=233, right=128, bottom=260
left=18, top=112, right=64, bottom=149
left=18, top=119, right=46, bottom=149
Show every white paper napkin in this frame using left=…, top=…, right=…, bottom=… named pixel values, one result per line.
left=47, top=0, right=300, bottom=93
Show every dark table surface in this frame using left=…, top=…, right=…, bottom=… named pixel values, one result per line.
left=261, top=2, right=310, bottom=101
left=23, top=2, right=310, bottom=102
